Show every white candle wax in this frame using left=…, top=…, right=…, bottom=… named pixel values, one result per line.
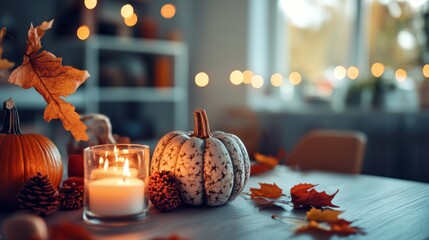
left=90, top=167, right=139, bottom=180
left=88, top=178, right=144, bottom=216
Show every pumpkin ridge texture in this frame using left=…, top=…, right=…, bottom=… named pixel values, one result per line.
left=151, top=109, right=249, bottom=207
left=0, top=98, right=63, bottom=212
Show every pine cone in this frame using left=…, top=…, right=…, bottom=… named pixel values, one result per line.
left=149, top=171, right=182, bottom=211
left=58, top=183, right=84, bottom=211
left=17, top=172, right=59, bottom=216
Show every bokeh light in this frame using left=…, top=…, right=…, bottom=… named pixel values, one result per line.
left=195, top=72, right=209, bottom=87
left=121, top=4, right=134, bottom=19
left=395, top=68, right=407, bottom=82
left=288, top=72, right=302, bottom=85
left=84, top=0, right=97, bottom=9
left=423, top=64, right=429, bottom=78
left=242, top=70, right=253, bottom=84
left=251, top=75, right=264, bottom=88
left=230, top=70, right=243, bottom=85
left=124, top=13, right=138, bottom=27
left=271, top=73, right=283, bottom=87
left=371, top=62, right=385, bottom=77
left=347, top=66, right=359, bottom=80
left=77, top=25, right=90, bottom=40
left=333, top=66, right=347, bottom=80
left=161, top=4, right=176, bottom=19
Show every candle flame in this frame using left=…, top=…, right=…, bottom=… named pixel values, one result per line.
left=114, top=146, right=119, bottom=163
left=104, top=160, right=109, bottom=171
left=123, top=158, right=131, bottom=177
left=99, top=156, right=104, bottom=165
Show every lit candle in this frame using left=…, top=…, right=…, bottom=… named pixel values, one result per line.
left=90, top=157, right=139, bottom=180
left=88, top=159, right=144, bottom=216
left=88, top=178, right=144, bottom=216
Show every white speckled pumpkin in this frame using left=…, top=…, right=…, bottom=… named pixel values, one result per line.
left=151, top=108, right=250, bottom=206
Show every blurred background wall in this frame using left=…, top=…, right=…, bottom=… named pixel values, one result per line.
left=1, top=0, right=429, bottom=183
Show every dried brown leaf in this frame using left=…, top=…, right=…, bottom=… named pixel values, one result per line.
left=8, top=20, right=89, bottom=141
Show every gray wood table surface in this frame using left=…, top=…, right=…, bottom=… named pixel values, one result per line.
left=4, top=166, right=429, bottom=240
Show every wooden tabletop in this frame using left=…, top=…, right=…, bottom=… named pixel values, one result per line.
left=3, top=166, right=429, bottom=240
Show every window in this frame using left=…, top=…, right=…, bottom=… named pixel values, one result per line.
left=248, top=0, right=428, bottom=112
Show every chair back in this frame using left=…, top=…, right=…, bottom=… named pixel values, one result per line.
left=286, top=129, right=367, bottom=174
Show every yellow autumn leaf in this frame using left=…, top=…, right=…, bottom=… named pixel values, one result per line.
left=306, top=207, right=343, bottom=223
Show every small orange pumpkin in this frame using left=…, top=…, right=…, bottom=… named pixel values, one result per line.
left=0, top=98, right=63, bottom=211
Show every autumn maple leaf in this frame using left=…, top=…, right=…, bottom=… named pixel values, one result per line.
left=305, top=207, right=342, bottom=222
left=0, top=27, right=15, bottom=70
left=296, top=207, right=363, bottom=235
left=254, top=152, right=279, bottom=167
left=249, top=183, right=285, bottom=199
left=291, top=183, right=339, bottom=209
left=8, top=20, right=89, bottom=141
left=250, top=152, right=281, bottom=176
left=250, top=164, right=273, bottom=176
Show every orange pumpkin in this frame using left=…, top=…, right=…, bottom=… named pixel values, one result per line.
left=0, top=98, right=63, bottom=211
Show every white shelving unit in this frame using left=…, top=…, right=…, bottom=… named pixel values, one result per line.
left=1, top=35, right=189, bottom=144
left=80, top=35, right=189, bottom=132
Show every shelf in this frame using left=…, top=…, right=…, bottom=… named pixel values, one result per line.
left=60, top=35, right=187, bottom=56
left=0, top=86, right=86, bottom=109
left=98, top=87, right=186, bottom=102
left=13, top=34, right=189, bottom=143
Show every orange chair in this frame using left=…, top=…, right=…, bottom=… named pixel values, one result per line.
left=285, top=129, right=367, bottom=174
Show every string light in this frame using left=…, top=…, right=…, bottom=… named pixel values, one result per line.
left=193, top=63, right=429, bottom=90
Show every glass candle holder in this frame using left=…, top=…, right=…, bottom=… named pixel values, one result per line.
left=83, top=144, right=150, bottom=226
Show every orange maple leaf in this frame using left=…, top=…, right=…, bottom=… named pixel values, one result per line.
left=291, top=183, right=339, bottom=208
left=250, top=163, right=273, bottom=176
left=8, top=20, right=89, bottom=141
left=254, top=152, right=279, bottom=167
left=0, top=27, right=15, bottom=70
left=296, top=207, right=363, bottom=235
left=306, top=207, right=342, bottom=222
left=249, top=183, right=284, bottom=199
left=250, top=152, right=281, bottom=176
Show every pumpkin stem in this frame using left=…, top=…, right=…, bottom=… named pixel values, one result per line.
left=193, top=108, right=212, bottom=139
left=1, top=98, right=22, bottom=134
